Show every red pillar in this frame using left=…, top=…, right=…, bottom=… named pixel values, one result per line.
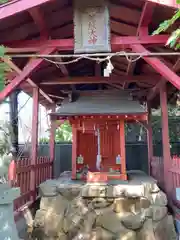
left=120, top=120, right=127, bottom=180
left=147, top=102, right=153, bottom=175
left=160, top=84, right=171, bottom=193
left=30, top=87, right=39, bottom=201
left=50, top=106, right=56, bottom=179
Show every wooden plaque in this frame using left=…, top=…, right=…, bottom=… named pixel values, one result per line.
left=73, top=0, right=111, bottom=53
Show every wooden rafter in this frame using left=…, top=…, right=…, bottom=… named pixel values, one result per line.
left=136, top=2, right=155, bottom=36
left=5, top=35, right=170, bottom=53
left=0, top=47, right=56, bottom=102
left=29, top=7, right=49, bottom=39
left=3, top=58, right=54, bottom=103
left=147, top=58, right=180, bottom=101
left=28, top=7, right=69, bottom=77
left=39, top=75, right=160, bottom=85
left=0, top=0, right=178, bottom=22
left=131, top=44, right=180, bottom=91
left=125, top=2, right=155, bottom=88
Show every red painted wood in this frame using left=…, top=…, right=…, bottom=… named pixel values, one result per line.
left=29, top=7, right=49, bottom=38
left=75, top=120, right=127, bottom=180
left=137, top=2, right=155, bottom=36
left=160, top=84, right=171, bottom=193
left=151, top=156, right=164, bottom=188
left=0, top=0, right=178, bottom=22
left=40, top=75, right=160, bottom=85
left=77, top=131, right=97, bottom=172
left=120, top=120, right=127, bottom=179
left=14, top=156, right=52, bottom=212
left=131, top=44, right=180, bottom=90
left=30, top=87, right=39, bottom=202
left=0, top=47, right=56, bottom=102
left=147, top=102, right=153, bottom=175
left=4, top=35, right=170, bottom=53
left=3, top=57, right=54, bottom=104
left=58, top=114, right=148, bottom=122
left=0, top=0, right=55, bottom=21
left=147, top=60, right=180, bottom=101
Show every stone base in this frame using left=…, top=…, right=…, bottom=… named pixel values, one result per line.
left=31, top=171, right=177, bottom=240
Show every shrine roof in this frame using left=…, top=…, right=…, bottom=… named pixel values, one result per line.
left=0, top=0, right=179, bottom=108
left=54, top=90, right=147, bottom=116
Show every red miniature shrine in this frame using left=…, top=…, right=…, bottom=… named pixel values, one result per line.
left=52, top=90, right=147, bottom=181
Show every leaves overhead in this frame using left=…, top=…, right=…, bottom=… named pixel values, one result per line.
left=153, top=2, right=180, bottom=49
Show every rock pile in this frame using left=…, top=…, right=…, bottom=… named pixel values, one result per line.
left=31, top=171, right=177, bottom=240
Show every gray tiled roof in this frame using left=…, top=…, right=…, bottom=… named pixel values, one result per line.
left=55, top=90, right=147, bottom=116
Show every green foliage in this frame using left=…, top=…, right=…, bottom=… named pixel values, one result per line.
left=0, top=0, right=8, bottom=4
left=39, top=121, right=72, bottom=143
left=55, top=121, right=72, bottom=142
left=152, top=1, right=180, bottom=49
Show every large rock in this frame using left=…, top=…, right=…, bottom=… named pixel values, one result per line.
left=91, top=197, right=113, bottom=209
left=153, top=215, right=177, bottom=240
left=33, top=194, right=68, bottom=238
left=135, top=197, right=151, bottom=210
left=150, top=191, right=168, bottom=206
left=137, top=219, right=156, bottom=240
left=82, top=184, right=108, bottom=198
left=121, top=211, right=146, bottom=230
left=96, top=210, right=130, bottom=234
left=113, top=198, right=137, bottom=214
left=56, top=184, right=81, bottom=200
left=63, top=197, right=89, bottom=234
left=151, top=206, right=167, bottom=221
left=116, top=229, right=136, bottom=240
left=39, top=180, right=58, bottom=197
left=91, top=227, right=115, bottom=239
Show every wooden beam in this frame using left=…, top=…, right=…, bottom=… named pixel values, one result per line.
left=125, top=2, right=155, bottom=87
left=0, top=0, right=178, bottom=22
left=0, top=47, right=56, bottom=102
left=3, top=58, right=54, bottom=103
left=29, top=7, right=49, bottom=38
left=4, top=35, right=170, bottom=53
left=147, top=58, right=180, bottom=101
left=137, top=2, right=155, bottom=36
left=29, top=7, right=68, bottom=77
left=131, top=44, right=180, bottom=90
left=174, top=58, right=180, bottom=72
left=48, top=94, right=64, bottom=100
left=0, top=0, right=55, bottom=21
left=39, top=75, right=160, bottom=85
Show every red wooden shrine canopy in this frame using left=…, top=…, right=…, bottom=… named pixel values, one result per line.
left=0, top=0, right=179, bottom=109
left=0, top=0, right=179, bottom=187
left=51, top=90, right=147, bottom=180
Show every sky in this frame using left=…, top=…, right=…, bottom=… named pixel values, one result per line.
left=0, top=92, right=50, bottom=143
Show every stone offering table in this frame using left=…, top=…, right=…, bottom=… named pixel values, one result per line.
left=0, top=183, right=20, bottom=240
left=32, top=171, right=177, bottom=240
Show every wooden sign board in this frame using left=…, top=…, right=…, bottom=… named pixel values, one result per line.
left=73, top=0, right=111, bottom=53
